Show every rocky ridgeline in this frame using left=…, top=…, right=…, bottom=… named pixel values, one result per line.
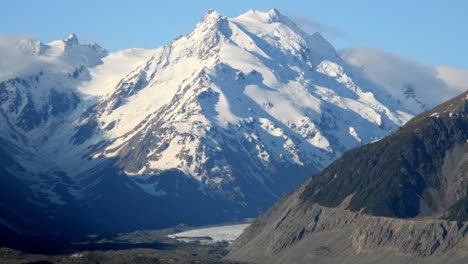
left=228, top=91, right=468, bottom=264
left=228, top=182, right=468, bottom=263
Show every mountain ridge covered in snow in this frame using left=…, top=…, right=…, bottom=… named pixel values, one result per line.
left=0, top=9, right=464, bottom=236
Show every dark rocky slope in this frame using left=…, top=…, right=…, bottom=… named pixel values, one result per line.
left=300, top=90, right=468, bottom=219
left=227, top=91, right=468, bottom=263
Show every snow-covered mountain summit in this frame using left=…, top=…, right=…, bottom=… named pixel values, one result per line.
left=0, top=9, right=448, bottom=234
left=0, top=34, right=107, bottom=139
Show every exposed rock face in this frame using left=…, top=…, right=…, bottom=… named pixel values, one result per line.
left=300, top=91, right=468, bottom=219
left=227, top=182, right=468, bottom=263
left=227, top=91, right=468, bottom=263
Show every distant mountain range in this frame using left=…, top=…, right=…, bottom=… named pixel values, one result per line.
left=227, top=90, right=468, bottom=264
left=0, top=9, right=463, bottom=242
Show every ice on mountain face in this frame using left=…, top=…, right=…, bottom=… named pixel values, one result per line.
left=259, top=118, right=283, bottom=137
left=316, top=60, right=344, bottom=77
left=63, top=9, right=416, bottom=202
left=85, top=15, right=231, bottom=141
left=0, top=9, right=424, bottom=226
left=230, top=19, right=305, bottom=63
left=348, top=126, right=361, bottom=143
left=77, top=48, right=156, bottom=97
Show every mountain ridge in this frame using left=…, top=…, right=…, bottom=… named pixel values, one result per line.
left=227, top=90, right=468, bottom=263
left=0, top=9, right=462, bottom=237
left=300, top=90, right=468, bottom=219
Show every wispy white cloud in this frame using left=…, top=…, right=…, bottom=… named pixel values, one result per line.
left=0, top=34, right=46, bottom=81
left=284, top=12, right=346, bottom=37
left=0, top=34, right=107, bottom=82
left=435, top=66, right=468, bottom=93
left=340, top=46, right=467, bottom=110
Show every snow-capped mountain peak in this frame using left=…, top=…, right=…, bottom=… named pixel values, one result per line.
left=202, top=8, right=222, bottom=20
left=57, top=9, right=416, bottom=201
left=239, top=8, right=282, bottom=22
left=44, top=34, right=107, bottom=67
left=192, top=9, right=227, bottom=36
left=48, top=33, right=79, bottom=49
left=17, top=38, right=48, bottom=56
left=63, top=33, right=79, bottom=45
left=0, top=9, right=451, bottom=233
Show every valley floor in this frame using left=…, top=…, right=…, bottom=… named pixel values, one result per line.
left=0, top=223, right=251, bottom=264
left=0, top=245, right=244, bottom=264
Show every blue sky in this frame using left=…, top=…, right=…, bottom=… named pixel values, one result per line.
left=2, top=0, right=467, bottom=68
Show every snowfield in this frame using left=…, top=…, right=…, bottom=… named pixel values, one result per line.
left=168, top=224, right=251, bottom=244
